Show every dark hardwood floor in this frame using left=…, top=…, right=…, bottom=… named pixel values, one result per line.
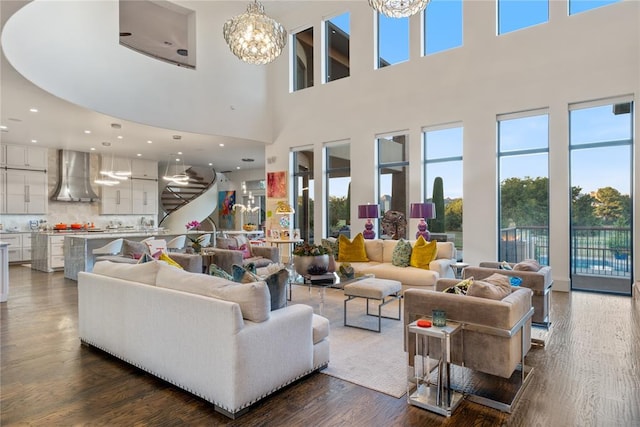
left=1, top=265, right=639, bottom=426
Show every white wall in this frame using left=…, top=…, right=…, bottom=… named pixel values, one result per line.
left=266, top=1, right=640, bottom=292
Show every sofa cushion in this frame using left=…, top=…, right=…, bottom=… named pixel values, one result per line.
left=122, top=239, right=150, bottom=258
left=155, top=263, right=271, bottom=322
left=338, top=233, right=369, bottom=262
left=382, top=240, right=398, bottom=263
left=92, top=260, right=160, bottom=285
left=216, top=237, right=236, bottom=249
left=363, top=239, right=384, bottom=263
left=513, top=259, right=542, bottom=272
left=435, top=242, right=456, bottom=260
left=467, top=273, right=511, bottom=300
left=210, top=264, right=233, bottom=280
left=410, top=237, right=437, bottom=269
left=391, top=239, right=412, bottom=267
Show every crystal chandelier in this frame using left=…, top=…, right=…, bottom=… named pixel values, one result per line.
left=223, top=1, right=287, bottom=65
left=368, top=0, right=431, bottom=18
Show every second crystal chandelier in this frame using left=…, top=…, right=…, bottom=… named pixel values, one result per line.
left=368, top=0, right=431, bottom=18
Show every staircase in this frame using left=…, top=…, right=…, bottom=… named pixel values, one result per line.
left=159, top=166, right=218, bottom=233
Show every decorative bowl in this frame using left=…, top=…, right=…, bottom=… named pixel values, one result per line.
left=243, top=224, right=257, bottom=231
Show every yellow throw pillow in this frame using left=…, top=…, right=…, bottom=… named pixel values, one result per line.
left=409, top=236, right=437, bottom=269
left=337, top=233, right=369, bottom=262
left=159, top=252, right=184, bottom=269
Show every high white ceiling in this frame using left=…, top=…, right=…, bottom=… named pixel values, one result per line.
left=0, top=0, right=294, bottom=172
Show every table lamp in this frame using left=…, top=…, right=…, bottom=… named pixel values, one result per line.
left=410, top=202, right=435, bottom=240
left=358, top=204, right=380, bottom=239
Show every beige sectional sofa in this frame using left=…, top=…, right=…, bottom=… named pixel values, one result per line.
left=78, top=260, right=329, bottom=419
left=335, top=239, right=457, bottom=291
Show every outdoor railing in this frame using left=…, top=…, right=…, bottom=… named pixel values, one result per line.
left=499, top=226, right=631, bottom=278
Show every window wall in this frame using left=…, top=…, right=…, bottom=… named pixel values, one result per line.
left=292, top=148, right=314, bottom=243
left=377, top=133, right=409, bottom=239
left=325, top=142, right=351, bottom=238
left=423, top=0, right=463, bottom=55
left=498, top=0, right=548, bottom=35
left=497, top=111, right=549, bottom=264
left=325, top=12, right=350, bottom=83
left=377, top=13, right=408, bottom=68
left=424, top=124, right=463, bottom=249
left=292, top=27, right=314, bottom=91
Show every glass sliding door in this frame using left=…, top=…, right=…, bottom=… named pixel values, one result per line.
left=292, top=149, right=315, bottom=243
left=569, top=99, right=633, bottom=294
left=325, top=142, right=351, bottom=238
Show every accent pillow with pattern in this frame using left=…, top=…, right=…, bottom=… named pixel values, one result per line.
left=391, top=239, right=412, bottom=267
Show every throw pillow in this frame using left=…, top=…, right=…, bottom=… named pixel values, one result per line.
left=337, top=233, right=369, bottom=262
left=443, top=277, right=473, bottom=295
left=409, top=236, right=437, bottom=269
left=500, top=261, right=513, bottom=271
left=321, top=238, right=339, bottom=258
left=122, top=239, right=150, bottom=259
left=262, top=268, right=289, bottom=310
left=209, top=264, right=233, bottom=281
left=137, top=252, right=155, bottom=264
left=467, top=273, right=511, bottom=300
left=391, top=239, right=412, bottom=267
left=229, top=243, right=251, bottom=259
left=216, top=237, right=236, bottom=249
left=159, top=252, right=183, bottom=269
left=92, top=260, right=160, bottom=285
left=232, top=264, right=260, bottom=283
left=510, top=276, right=523, bottom=286
left=513, top=259, right=542, bottom=272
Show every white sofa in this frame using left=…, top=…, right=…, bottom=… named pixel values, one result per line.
left=336, top=239, right=457, bottom=291
left=78, top=260, right=330, bottom=419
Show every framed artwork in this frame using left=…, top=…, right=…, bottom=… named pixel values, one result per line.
left=293, top=229, right=300, bottom=240
left=218, top=191, right=236, bottom=229
left=270, top=229, right=281, bottom=240
left=267, top=171, right=287, bottom=198
left=281, top=230, right=290, bottom=239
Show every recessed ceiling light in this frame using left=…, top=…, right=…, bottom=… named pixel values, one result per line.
left=31, top=139, right=37, bottom=143
left=236, top=166, right=241, bottom=170
left=102, top=141, right=111, bottom=147
left=90, top=147, right=96, bottom=151
left=173, top=135, right=181, bottom=140
left=0, top=125, right=7, bottom=130
left=84, top=130, right=91, bottom=134
left=117, top=135, right=123, bottom=139
left=219, top=143, right=225, bottom=147
left=241, top=158, right=254, bottom=162
left=177, top=151, right=183, bottom=155
left=136, top=153, right=142, bottom=157
left=29, top=108, right=38, bottom=113
left=208, top=162, right=213, bottom=166
left=111, top=123, right=121, bottom=129
left=147, top=140, right=153, bottom=144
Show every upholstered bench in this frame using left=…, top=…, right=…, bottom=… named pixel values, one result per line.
left=343, top=278, right=402, bottom=332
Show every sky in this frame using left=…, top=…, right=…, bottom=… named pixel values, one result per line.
left=325, top=0, right=630, bottom=202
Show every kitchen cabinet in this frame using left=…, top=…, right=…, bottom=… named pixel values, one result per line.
left=31, top=233, right=64, bottom=272
left=5, top=169, right=47, bottom=214
left=132, top=179, right=158, bottom=214
left=101, top=184, right=133, bottom=214
left=1, top=233, right=29, bottom=263
left=49, top=235, right=65, bottom=269
left=4, top=144, right=47, bottom=170
left=131, top=159, right=158, bottom=179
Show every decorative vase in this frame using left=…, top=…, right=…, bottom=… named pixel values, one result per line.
left=293, top=255, right=330, bottom=276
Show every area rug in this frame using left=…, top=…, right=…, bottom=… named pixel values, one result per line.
left=290, top=284, right=407, bottom=398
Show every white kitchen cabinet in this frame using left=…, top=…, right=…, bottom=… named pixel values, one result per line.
left=50, top=235, right=65, bottom=269
left=131, top=179, right=158, bottom=215
left=100, top=184, right=133, bottom=214
left=4, top=144, right=47, bottom=170
left=0, top=170, right=5, bottom=214
left=131, top=159, right=158, bottom=179
left=5, top=169, right=47, bottom=214
left=2, top=233, right=24, bottom=262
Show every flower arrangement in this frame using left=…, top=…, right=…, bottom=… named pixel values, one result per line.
left=185, top=220, right=200, bottom=230
left=292, top=242, right=329, bottom=257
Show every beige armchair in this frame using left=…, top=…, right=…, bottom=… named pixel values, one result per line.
left=404, top=279, right=534, bottom=412
left=464, top=262, right=552, bottom=327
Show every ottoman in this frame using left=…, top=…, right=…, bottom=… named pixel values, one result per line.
left=343, top=278, right=402, bottom=332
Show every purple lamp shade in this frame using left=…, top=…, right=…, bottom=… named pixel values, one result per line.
left=358, top=204, right=380, bottom=239
left=409, top=202, right=436, bottom=241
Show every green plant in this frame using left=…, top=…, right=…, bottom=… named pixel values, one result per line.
left=430, top=176, right=445, bottom=233
left=292, top=242, right=329, bottom=256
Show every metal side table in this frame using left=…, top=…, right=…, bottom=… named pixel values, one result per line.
left=407, top=319, right=464, bottom=417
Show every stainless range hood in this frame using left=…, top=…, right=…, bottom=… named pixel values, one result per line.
left=51, top=150, right=100, bottom=202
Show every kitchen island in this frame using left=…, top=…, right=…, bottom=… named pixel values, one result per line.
left=61, top=231, right=207, bottom=280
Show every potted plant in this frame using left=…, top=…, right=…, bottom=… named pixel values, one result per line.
left=292, top=242, right=330, bottom=275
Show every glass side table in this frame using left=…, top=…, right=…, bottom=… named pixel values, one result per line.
left=451, top=262, right=469, bottom=279
left=407, top=319, right=464, bottom=417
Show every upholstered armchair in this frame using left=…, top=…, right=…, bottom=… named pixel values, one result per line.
left=463, top=262, right=552, bottom=327
left=208, top=235, right=279, bottom=274
left=404, top=280, right=534, bottom=412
